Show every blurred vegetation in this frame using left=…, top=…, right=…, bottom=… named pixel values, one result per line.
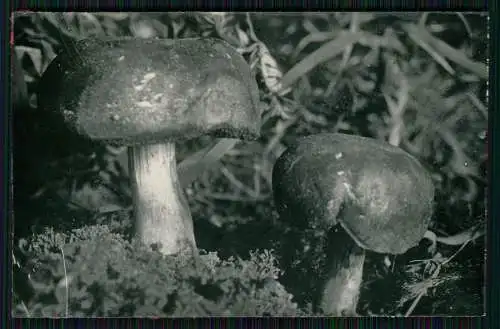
left=12, top=12, right=487, bottom=316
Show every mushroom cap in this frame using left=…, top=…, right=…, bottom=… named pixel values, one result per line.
left=38, top=38, right=261, bottom=146
left=272, top=133, right=434, bottom=255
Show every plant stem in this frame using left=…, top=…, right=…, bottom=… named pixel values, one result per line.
left=128, top=143, right=197, bottom=255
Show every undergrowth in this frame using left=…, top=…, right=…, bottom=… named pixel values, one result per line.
left=13, top=222, right=300, bottom=317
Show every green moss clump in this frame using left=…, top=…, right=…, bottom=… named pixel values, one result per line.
left=14, top=224, right=301, bottom=317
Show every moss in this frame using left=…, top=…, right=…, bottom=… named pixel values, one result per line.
left=15, top=222, right=301, bottom=317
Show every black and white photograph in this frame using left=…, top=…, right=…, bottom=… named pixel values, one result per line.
left=11, top=12, right=487, bottom=317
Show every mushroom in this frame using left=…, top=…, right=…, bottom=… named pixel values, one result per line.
left=38, top=38, right=261, bottom=255
left=272, top=133, right=434, bottom=315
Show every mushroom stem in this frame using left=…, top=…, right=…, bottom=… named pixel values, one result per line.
left=320, top=228, right=365, bottom=316
left=128, top=142, right=197, bottom=255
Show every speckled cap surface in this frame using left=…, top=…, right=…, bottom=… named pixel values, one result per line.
left=38, top=38, right=261, bottom=146
left=272, top=133, right=434, bottom=255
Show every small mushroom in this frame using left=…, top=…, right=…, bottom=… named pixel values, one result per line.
left=272, top=133, right=434, bottom=315
left=38, top=38, right=261, bottom=255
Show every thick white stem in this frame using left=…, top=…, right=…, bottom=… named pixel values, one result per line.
left=320, top=229, right=365, bottom=316
left=128, top=143, right=197, bottom=255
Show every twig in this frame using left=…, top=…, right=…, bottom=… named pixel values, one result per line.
left=441, top=240, right=471, bottom=266
left=405, top=236, right=476, bottom=316
left=404, top=265, right=441, bottom=316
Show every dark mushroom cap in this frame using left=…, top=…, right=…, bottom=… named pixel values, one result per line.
left=38, top=38, right=261, bottom=146
left=272, top=133, right=434, bottom=254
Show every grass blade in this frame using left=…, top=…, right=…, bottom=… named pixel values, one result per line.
left=280, top=31, right=366, bottom=91
left=429, top=34, right=488, bottom=79
left=292, top=31, right=338, bottom=59
left=403, top=23, right=487, bottom=79
left=404, top=24, right=455, bottom=76
left=178, top=138, right=239, bottom=187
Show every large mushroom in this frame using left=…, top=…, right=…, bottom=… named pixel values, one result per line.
left=272, top=133, right=434, bottom=315
left=38, top=38, right=261, bottom=255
